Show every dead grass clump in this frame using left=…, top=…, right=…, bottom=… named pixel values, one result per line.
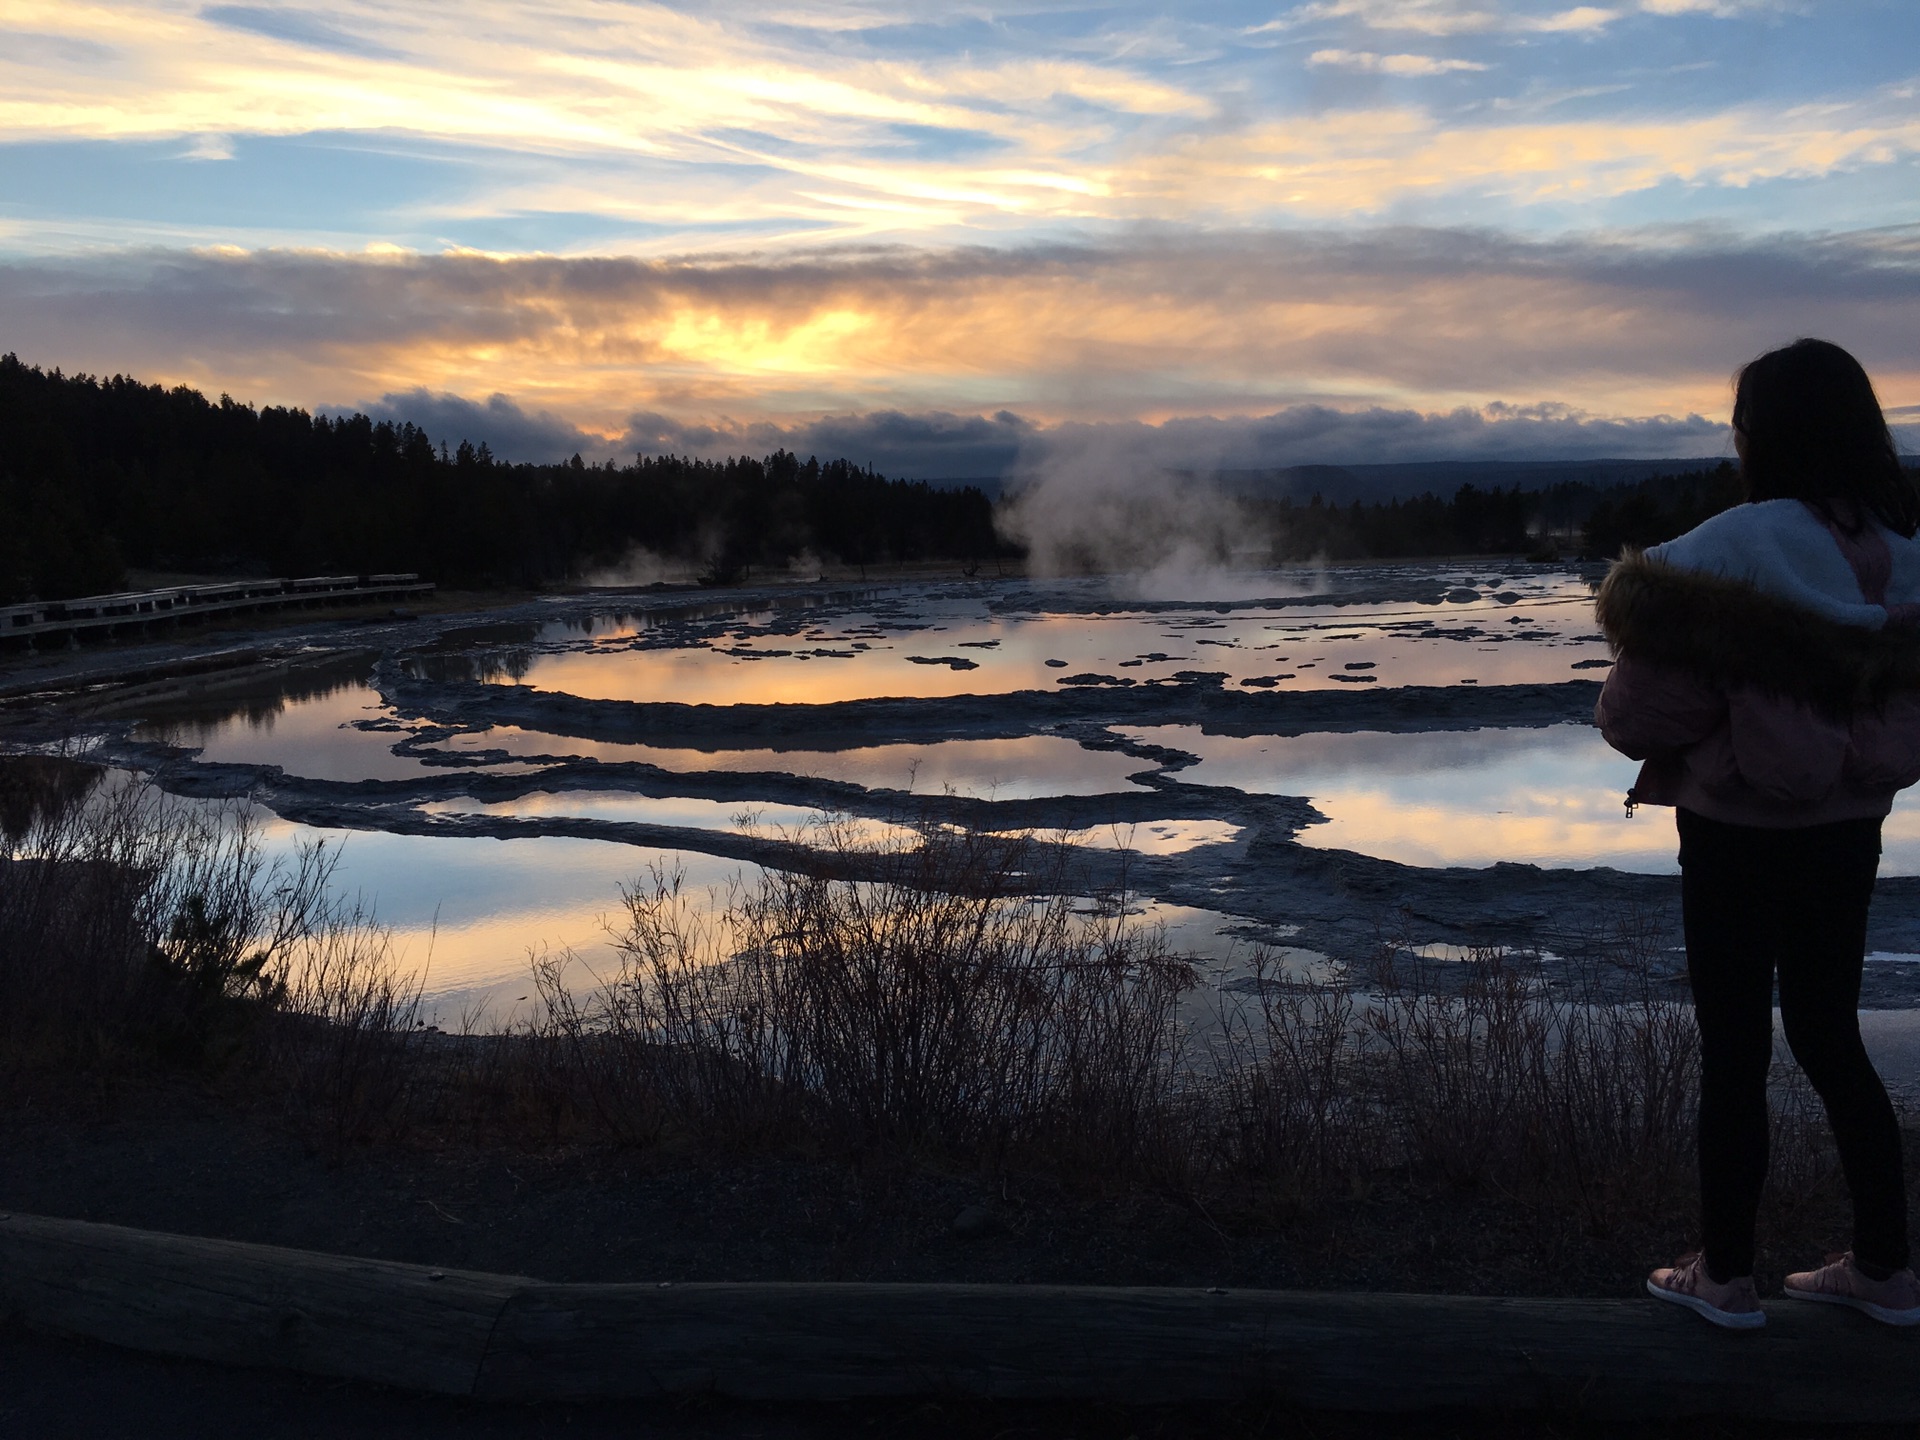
left=498, top=821, right=1829, bottom=1262
left=0, top=759, right=294, bottom=1065
left=518, top=826, right=1195, bottom=1170
left=253, top=885, right=427, bottom=1149
left=1364, top=944, right=1699, bottom=1230
left=0, top=758, right=423, bottom=1147
left=1212, top=925, right=1842, bottom=1254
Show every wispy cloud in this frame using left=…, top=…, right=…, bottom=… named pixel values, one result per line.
left=2, top=0, right=1912, bottom=255
left=1308, top=48, right=1490, bottom=74
left=176, top=133, right=236, bottom=161
left=199, top=5, right=406, bottom=61
left=1638, top=0, right=1781, bottom=15
left=1116, top=94, right=1920, bottom=218
left=1255, top=1, right=1619, bottom=38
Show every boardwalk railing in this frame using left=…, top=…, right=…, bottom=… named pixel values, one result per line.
left=2, top=1212, right=1917, bottom=1417
left=0, top=574, right=433, bottom=644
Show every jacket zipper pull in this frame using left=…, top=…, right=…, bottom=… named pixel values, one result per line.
left=1623, top=788, right=1639, bottom=818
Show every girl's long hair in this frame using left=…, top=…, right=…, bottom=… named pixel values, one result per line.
left=1734, top=338, right=1918, bottom=537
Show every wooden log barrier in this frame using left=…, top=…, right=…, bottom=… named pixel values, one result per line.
left=0, top=1213, right=525, bottom=1395
left=4, top=1212, right=1919, bottom=1417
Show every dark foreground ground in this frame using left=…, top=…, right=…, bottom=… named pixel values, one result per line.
left=0, top=1072, right=1869, bottom=1302
left=7, top=1321, right=1920, bottom=1440
left=1, top=1075, right=1911, bottom=1437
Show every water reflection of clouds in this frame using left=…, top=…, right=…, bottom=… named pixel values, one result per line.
left=1030, top=819, right=1246, bottom=855
left=1134, top=722, right=1920, bottom=876
left=508, top=587, right=1610, bottom=706
left=254, top=819, right=743, bottom=994
left=138, top=683, right=441, bottom=782
left=419, top=792, right=917, bottom=848
left=1131, top=721, right=1655, bottom=869
left=445, top=728, right=1150, bottom=798
left=251, top=817, right=1281, bottom=1030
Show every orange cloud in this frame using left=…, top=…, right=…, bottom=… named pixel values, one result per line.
left=4, top=230, right=1915, bottom=443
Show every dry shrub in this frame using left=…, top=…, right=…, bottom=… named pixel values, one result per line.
left=0, top=758, right=300, bottom=1064
left=1211, top=961, right=1364, bottom=1201
left=254, top=884, right=426, bottom=1149
left=1215, top=939, right=1703, bottom=1228
left=522, top=823, right=1195, bottom=1169
left=0, top=757, right=422, bottom=1147
left=496, top=820, right=1853, bottom=1254
left=1212, top=923, right=1845, bottom=1247
left=1363, top=943, right=1700, bottom=1229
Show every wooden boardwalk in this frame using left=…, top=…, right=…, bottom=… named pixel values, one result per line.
left=2, top=1212, right=1916, bottom=1418
left=0, top=574, right=433, bottom=645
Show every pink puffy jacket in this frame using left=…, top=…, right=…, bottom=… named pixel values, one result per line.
left=1595, top=499, right=1920, bottom=828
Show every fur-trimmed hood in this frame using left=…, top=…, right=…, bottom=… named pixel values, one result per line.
left=1596, top=501, right=1920, bottom=716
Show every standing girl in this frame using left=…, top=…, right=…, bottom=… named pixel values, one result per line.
left=1597, top=337, right=1920, bottom=1329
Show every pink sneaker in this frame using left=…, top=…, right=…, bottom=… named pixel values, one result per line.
left=1646, top=1252, right=1766, bottom=1329
left=1784, top=1252, right=1920, bottom=1326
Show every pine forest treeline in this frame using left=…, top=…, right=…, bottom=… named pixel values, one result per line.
left=1258, top=463, right=1748, bottom=563
left=5, top=353, right=1873, bottom=604
left=0, top=356, right=1002, bottom=602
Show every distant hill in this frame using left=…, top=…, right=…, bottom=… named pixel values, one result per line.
left=925, top=458, right=1731, bottom=506
left=1216, top=458, right=1732, bottom=504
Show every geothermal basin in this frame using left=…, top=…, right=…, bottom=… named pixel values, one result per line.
left=24, top=561, right=1920, bottom=1063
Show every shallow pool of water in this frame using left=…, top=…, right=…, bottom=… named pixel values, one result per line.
left=418, top=791, right=919, bottom=847
left=1023, top=819, right=1247, bottom=855
left=254, top=818, right=741, bottom=995
left=481, top=574, right=1607, bottom=707
left=249, top=813, right=1288, bottom=1025
left=441, top=728, right=1153, bottom=798
left=1130, top=722, right=1920, bottom=874
left=138, top=683, right=448, bottom=782
left=136, top=682, right=1160, bottom=799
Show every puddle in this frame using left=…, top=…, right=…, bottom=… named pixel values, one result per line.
left=1142, top=900, right=1336, bottom=1038
left=467, top=574, right=1608, bottom=707
left=1130, top=722, right=1920, bottom=875
left=248, top=814, right=1286, bottom=1028
left=417, top=791, right=919, bottom=847
left=1128, top=722, right=1658, bottom=869
left=253, top=817, right=744, bottom=999
left=134, top=682, right=550, bottom=782
left=1025, top=819, right=1247, bottom=855
left=439, top=728, right=1152, bottom=798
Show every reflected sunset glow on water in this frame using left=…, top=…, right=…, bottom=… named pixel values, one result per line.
left=1131, top=723, right=1920, bottom=876
left=504, top=580, right=1608, bottom=705
left=445, top=728, right=1152, bottom=798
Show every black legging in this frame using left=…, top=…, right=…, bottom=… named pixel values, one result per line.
left=1678, top=807, right=1909, bottom=1281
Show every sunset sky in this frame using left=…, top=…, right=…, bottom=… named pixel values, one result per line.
left=2, top=1, right=1916, bottom=473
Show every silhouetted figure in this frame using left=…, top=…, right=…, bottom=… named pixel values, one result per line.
left=1598, top=338, right=1920, bottom=1328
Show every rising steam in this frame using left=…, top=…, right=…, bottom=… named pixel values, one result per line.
left=994, top=431, right=1323, bottom=601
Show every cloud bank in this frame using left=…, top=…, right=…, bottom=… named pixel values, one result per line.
left=615, top=402, right=1731, bottom=476
left=346, top=388, right=605, bottom=463
left=3, top=225, right=1915, bottom=453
